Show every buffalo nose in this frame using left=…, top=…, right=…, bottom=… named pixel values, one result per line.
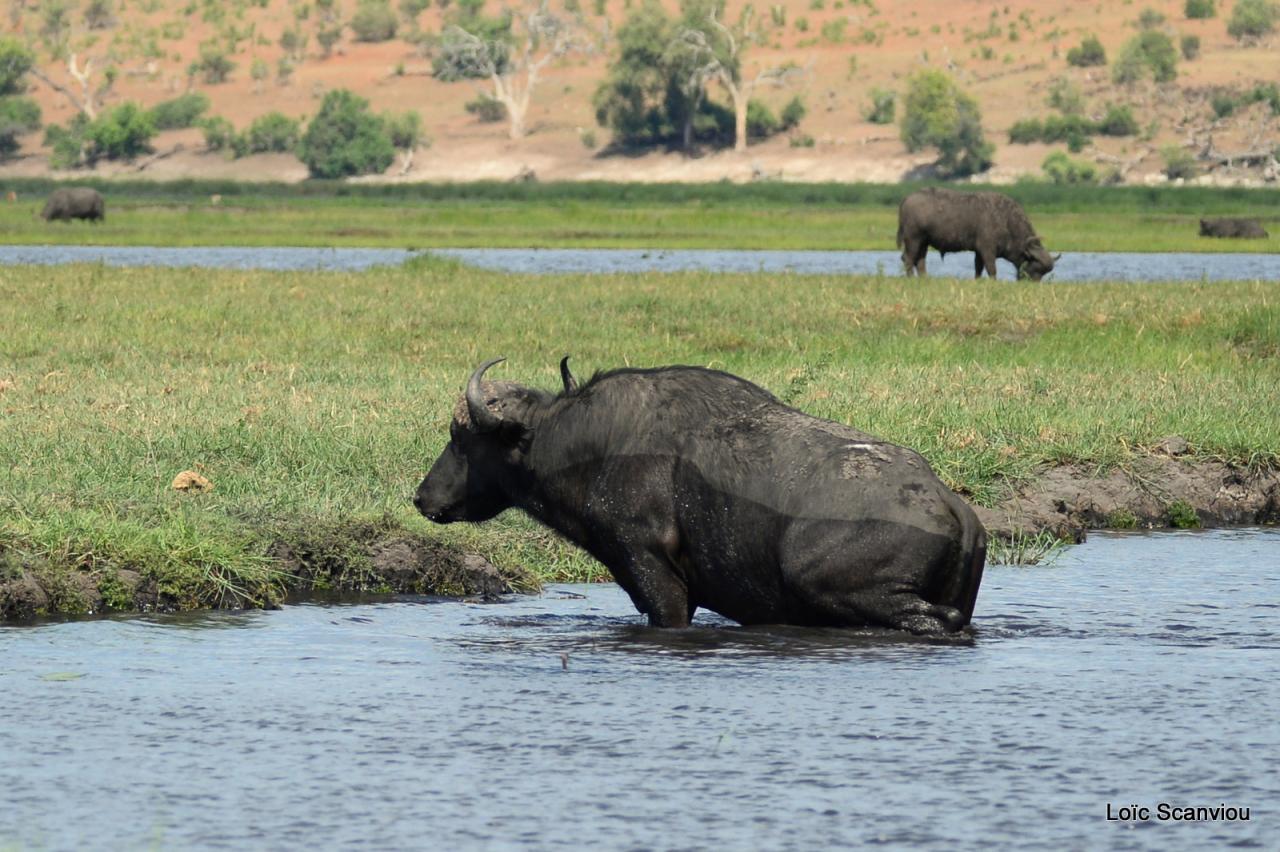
left=412, top=493, right=426, bottom=514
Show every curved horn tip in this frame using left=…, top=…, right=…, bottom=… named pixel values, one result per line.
left=559, top=354, right=579, bottom=393
left=465, top=357, right=507, bottom=432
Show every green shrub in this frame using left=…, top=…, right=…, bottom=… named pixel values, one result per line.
left=44, top=114, right=90, bottom=168
left=1097, top=103, right=1138, bottom=136
left=1211, top=89, right=1240, bottom=117
left=240, top=111, right=301, bottom=154
left=1161, top=145, right=1198, bottom=179
left=1138, top=7, right=1165, bottom=28
left=465, top=93, right=506, bottom=122
left=148, top=92, right=210, bottom=129
left=1227, top=0, right=1277, bottom=40
left=84, top=101, right=157, bottom=161
left=1180, top=33, right=1201, bottom=59
left=746, top=99, right=780, bottom=139
left=899, top=68, right=993, bottom=177
left=1042, top=150, right=1097, bottom=184
left=199, top=115, right=237, bottom=151
left=0, top=37, right=35, bottom=96
left=296, top=88, right=395, bottom=178
left=1066, top=34, right=1106, bottom=67
left=381, top=110, right=423, bottom=149
left=1184, top=0, right=1215, bottom=18
left=1113, top=30, right=1178, bottom=84
left=190, top=41, right=235, bottom=83
left=1166, top=499, right=1201, bottom=528
left=0, top=96, right=41, bottom=157
left=865, top=87, right=895, bottom=124
left=1247, top=82, right=1280, bottom=114
left=789, top=132, right=815, bottom=147
left=351, top=1, right=398, bottom=42
left=780, top=95, right=806, bottom=130
left=1046, top=77, right=1084, bottom=114
left=1008, top=118, right=1044, bottom=144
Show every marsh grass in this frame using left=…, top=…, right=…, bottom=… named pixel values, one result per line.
left=1, top=258, right=1277, bottom=608
left=987, top=531, right=1068, bottom=566
left=1, top=179, right=1277, bottom=253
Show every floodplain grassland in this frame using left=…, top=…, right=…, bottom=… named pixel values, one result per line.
left=1, top=255, right=1277, bottom=615
left=1, top=179, right=1279, bottom=253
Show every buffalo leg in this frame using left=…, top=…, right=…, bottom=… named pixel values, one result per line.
left=982, top=253, right=998, bottom=279
left=974, top=253, right=985, bottom=279
left=810, top=591, right=966, bottom=635
left=607, top=548, right=690, bottom=628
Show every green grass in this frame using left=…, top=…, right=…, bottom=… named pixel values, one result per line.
left=1, top=256, right=1277, bottom=613
left=2, top=178, right=1278, bottom=252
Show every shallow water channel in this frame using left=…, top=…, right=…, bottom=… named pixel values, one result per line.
left=2, top=244, right=1280, bottom=281
left=1, top=529, right=1276, bottom=850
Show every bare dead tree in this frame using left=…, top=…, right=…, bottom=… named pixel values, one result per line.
left=673, top=8, right=806, bottom=153
left=437, top=0, right=597, bottom=141
left=28, top=52, right=115, bottom=119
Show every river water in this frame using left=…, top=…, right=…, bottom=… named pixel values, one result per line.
left=2, top=244, right=1279, bottom=281
left=1, top=528, right=1275, bottom=851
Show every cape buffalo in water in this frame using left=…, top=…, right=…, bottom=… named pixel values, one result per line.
left=415, top=358, right=987, bottom=634
left=1199, top=217, right=1268, bottom=239
left=41, top=187, right=105, bottom=223
left=898, top=187, right=1058, bottom=280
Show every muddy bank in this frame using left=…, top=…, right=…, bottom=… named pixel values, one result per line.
left=0, top=519, right=530, bottom=622
left=2, top=457, right=1277, bottom=621
left=976, top=456, right=1280, bottom=542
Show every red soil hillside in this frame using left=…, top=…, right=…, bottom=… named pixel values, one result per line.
left=3, top=0, right=1278, bottom=184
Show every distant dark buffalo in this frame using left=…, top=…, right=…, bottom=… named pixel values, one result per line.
left=41, top=187, right=105, bottom=223
left=415, top=358, right=987, bottom=634
left=1199, top=217, right=1268, bottom=239
left=898, top=187, right=1058, bottom=280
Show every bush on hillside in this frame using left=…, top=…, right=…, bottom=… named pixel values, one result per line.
left=296, top=89, right=395, bottom=178
left=1112, top=30, right=1178, bottom=84
left=351, top=1, right=398, bottom=42
left=900, top=68, right=993, bottom=177
left=1184, top=0, right=1215, bottom=19
left=1066, top=34, right=1106, bottom=67
left=148, top=92, right=210, bottom=129
left=1227, top=0, right=1277, bottom=40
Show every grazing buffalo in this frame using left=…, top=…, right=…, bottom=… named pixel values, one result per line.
left=415, top=358, right=987, bottom=634
left=41, top=187, right=105, bottom=223
left=898, top=187, right=1058, bottom=280
left=1199, top=217, right=1268, bottom=239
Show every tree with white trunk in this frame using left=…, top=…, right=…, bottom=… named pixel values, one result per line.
left=436, top=0, right=598, bottom=141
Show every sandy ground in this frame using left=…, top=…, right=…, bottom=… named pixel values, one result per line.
left=3, top=0, right=1278, bottom=186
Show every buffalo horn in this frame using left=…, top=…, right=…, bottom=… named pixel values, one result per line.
left=1052, top=253, right=1063, bottom=262
left=559, top=355, right=579, bottom=394
left=465, top=357, right=506, bottom=433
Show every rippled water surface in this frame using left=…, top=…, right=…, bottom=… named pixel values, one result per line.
left=3, top=244, right=1279, bottom=281
left=1, top=529, right=1277, bottom=851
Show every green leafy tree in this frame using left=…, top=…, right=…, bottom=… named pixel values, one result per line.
left=190, top=40, right=236, bottom=84
left=1065, top=34, right=1106, bottom=67
left=899, top=68, right=993, bottom=177
left=671, top=3, right=805, bottom=151
left=0, top=96, right=41, bottom=158
left=351, top=0, right=399, bottom=42
left=1112, top=30, right=1178, bottom=84
left=199, top=115, right=237, bottom=152
left=1184, top=0, right=1215, bottom=19
left=1042, top=150, right=1097, bottom=184
left=1228, top=0, right=1277, bottom=40
left=296, top=88, right=395, bottom=178
left=864, top=87, right=895, bottom=124
left=83, top=101, right=156, bottom=160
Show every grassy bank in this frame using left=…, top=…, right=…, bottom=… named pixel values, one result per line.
left=2, top=179, right=1279, bottom=253
left=1, top=258, right=1278, bottom=617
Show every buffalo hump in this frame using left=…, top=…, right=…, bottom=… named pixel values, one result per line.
left=41, top=187, right=105, bottom=222
left=1199, top=217, right=1268, bottom=239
